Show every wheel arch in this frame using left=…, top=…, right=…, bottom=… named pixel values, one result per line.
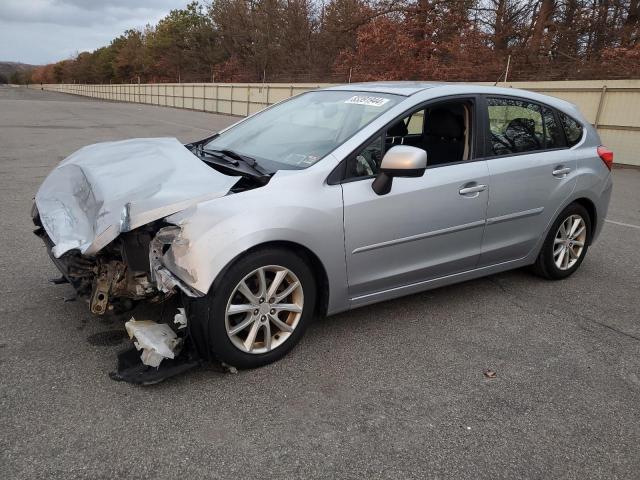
left=528, top=193, right=600, bottom=263
left=572, top=197, right=597, bottom=243
left=214, top=240, right=331, bottom=318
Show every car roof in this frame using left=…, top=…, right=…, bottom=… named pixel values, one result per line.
left=324, top=81, right=446, bottom=96
left=322, top=81, right=582, bottom=119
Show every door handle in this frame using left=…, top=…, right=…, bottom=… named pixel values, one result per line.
left=459, top=184, right=487, bottom=196
left=552, top=167, right=571, bottom=178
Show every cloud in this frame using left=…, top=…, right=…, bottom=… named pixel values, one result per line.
left=0, top=0, right=189, bottom=64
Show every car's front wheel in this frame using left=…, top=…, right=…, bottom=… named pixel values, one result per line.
left=532, top=202, right=591, bottom=280
left=188, top=248, right=316, bottom=369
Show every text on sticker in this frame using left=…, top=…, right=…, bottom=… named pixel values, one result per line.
left=345, top=95, right=390, bottom=107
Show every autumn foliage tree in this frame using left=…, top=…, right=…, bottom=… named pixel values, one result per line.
left=26, top=0, right=640, bottom=84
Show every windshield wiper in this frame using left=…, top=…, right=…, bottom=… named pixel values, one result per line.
left=203, top=148, right=269, bottom=176
left=200, top=149, right=240, bottom=167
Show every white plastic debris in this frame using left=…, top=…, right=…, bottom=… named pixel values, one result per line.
left=221, top=362, right=238, bottom=374
left=125, top=318, right=182, bottom=368
left=173, top=308, right=187, bottom=330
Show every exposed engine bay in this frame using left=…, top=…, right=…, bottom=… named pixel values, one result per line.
left=34, top=218, right=167, bottom=314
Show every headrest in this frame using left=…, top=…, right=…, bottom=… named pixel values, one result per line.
left=505, top=118, right=536, bottom=136
left=424, top=108, right=464, bottom=139
left=387, top=120, right=408, bottom=137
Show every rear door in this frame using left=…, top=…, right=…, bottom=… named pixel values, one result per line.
left=478, top=96, right=577, bottom=266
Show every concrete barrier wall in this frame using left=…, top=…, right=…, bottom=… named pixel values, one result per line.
left=31, top=83, right=331, bottom=116
left=31, top=80, right=639, bottom=166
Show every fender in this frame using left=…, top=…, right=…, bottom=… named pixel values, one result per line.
left=157, top=161, right=350, bottom=315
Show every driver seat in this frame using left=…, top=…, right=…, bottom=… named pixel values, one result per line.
left=423, top=108, right=465, bottom=166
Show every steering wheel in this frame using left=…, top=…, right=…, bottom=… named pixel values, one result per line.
left=355, top=154, right=375, bottom=176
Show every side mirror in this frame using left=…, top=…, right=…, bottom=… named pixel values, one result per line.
left=372, top=145, right=427, bottom=195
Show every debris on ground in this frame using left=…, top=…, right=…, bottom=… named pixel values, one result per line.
left=125, top=318, right=182, bottom=367
left=111, top=310, right=201, bottom=385
left=109, top=345, right=201, bottom=385
left=483, top=369, right=497, bottom=379
left=49, top=275, right=69, bottom=284
left=221, top=362, right=238, bottom=374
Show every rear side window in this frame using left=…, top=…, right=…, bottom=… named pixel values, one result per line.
left=559, top=112, right=583, bottom=147
left=486, top=98, right=544, bottom=155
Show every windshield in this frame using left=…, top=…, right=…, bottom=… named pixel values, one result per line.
left=204, top=90, right=403, bottom=171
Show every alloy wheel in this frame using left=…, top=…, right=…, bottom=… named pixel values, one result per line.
left=553, top=214, right=587, bottom=270
left=225, top=265, right=304, bottom=354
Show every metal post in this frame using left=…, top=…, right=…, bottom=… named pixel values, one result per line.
left=594, top=85, right=607, bottom=128
left=231, top=85, right=234, bottom=114
left=246, top=84, right=250, bottom=116
left=504, top=55, right=511, bottom=84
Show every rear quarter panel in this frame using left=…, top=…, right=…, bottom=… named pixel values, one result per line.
left=571, top=124, right=613, bottom=243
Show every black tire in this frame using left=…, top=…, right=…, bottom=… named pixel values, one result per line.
left=532, top=202, right=592, bottom=280
left=186, top=248, right=316, bottom=369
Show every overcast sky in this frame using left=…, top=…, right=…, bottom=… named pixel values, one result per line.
left=0, top=0, right=190, bottom=65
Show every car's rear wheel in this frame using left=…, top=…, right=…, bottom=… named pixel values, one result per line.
left=187, top=248, right=316, bottom=369
left=532, top=203, right=591, bottom=280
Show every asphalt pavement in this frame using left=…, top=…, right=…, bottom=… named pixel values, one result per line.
left=1, top=85, right=639, bottom=479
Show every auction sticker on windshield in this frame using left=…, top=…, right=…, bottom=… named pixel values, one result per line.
left=345, top=95, right=390, bottom=107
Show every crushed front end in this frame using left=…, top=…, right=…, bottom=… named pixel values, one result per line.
left=33, top=208, right=207, bottom=385
left=30, top=137, right=238, bottom=315
left=33, top=209, right=172, bottom=314
left=29, top=137, right=260, bottom=383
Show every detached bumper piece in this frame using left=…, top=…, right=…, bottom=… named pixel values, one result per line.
left=109, top=344, right=201, bottom=385
left=110, top=314, right=201, bottom=385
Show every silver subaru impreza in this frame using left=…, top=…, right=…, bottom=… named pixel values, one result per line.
left=32, top=82, right=613, bottom=371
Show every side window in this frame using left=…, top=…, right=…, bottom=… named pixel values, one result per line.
left=542, top=107, right=565, bottom=149
left=346, top=135, right=383, bottom=178
left=559, top=112, right=583, bottom=147
left=406, top=110, right=424, bottom=135
left=344, top=100, right=472, bottom=180
left=487, top=98, right=544, bottom=155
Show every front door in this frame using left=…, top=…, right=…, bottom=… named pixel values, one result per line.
left=342, top=160, right=490, bottom=304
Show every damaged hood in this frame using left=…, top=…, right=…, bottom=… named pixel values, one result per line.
left=35, top=137, right=240, bottom=257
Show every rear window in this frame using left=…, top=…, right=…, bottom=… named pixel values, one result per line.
left=559, top=112, right=583, bottom=147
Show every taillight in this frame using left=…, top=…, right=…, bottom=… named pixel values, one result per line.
left=597, top=146, right=613, bottom=171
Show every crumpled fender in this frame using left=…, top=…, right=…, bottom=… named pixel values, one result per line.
left=159, top=168, right=348, bottom=314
